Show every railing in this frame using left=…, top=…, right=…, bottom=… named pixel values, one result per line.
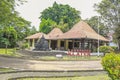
left=67, top=49, right=91, bottom=56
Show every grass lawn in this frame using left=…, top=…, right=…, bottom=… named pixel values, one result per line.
left=0, top=48, right=101, bottom=61
left=0, top=48, right=22, bottom=57
left=39, top=56, right=101, bottom=61
left=16, top=75, right=110, bottom=80
left=0, top=68, right=15, bottom=72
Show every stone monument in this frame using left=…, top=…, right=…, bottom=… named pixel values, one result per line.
left=34, top=35, right=49, bottom=51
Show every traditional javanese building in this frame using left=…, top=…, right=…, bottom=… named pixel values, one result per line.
left=25, top=21, right=109, bottom=51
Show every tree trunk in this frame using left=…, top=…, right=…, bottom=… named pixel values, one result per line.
left=5, top=45, right=8, bottom=54
left=13, top=48, right=16, bottom=54
left=118, top=42, right=120, bottom=51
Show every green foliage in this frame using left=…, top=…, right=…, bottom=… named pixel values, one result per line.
left=21, top=42, right=29, bottom=49
left=114, top=24, right=120, bottom=50
left=40, top=19, right=57, bottom=34
left=57, top=20, right=69, bottom=32
left=102, top=53, right=120, bottom=80
left=114, top=24, right=120, bottom=40
left=0, top=48, right=20, bottom=57
left=10, top=16, right=31, bottom=41
left=95, top=0, right=120, bottom=28
left=29, top=26, right=38, bottom=35
left=0, top=0, right=27, bottom=25
left=111, top=46, right=118, bottom=52
left=0, top=26, right=17, bottom=48
left=85, top=16, right=109, bottom=37
left=95, top=0, right=120, bottom=50
left=99, top=46, right=114, bottom=53
left=39, top=2, right=81, bottom=33
left=0, top=0, right=32, bottom=48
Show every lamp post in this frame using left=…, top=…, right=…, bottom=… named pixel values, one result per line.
left=97, top=16, right=100, bottom=56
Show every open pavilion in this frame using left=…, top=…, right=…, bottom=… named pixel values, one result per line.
left=25, top=21, right=108, bottom=52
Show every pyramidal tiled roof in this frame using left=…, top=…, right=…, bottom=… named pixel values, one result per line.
left=25, top=21, right=108, bottom=41
left=46, top=28, right=63, bottom=39
left=25, top=32, right=46, bottom=39
left=58, top=21, right=108, bottom=41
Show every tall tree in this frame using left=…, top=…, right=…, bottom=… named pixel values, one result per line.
left=114, top=23, right=120, bottom=49
left=85, top=16, right=109, bottom=37
left=57, top=20, right=69, bottom=32
left=0, top=0, right=31, bottom=48
left=11, top=16, right=31, bottom=40
left=94, top=0, right=120, bottom=28
left=95, top=0, right=120, bottom=49
left=40, top=19, right=57, bottom=34
left=29, top=26, right=38, bottom=35
left=1, top=26, right=17, bottom=48
left=0, top=0, right=26, bottom=25
left=39, top=2, right=81, bottom=33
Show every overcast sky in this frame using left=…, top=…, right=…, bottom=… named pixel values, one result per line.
left=16, top=0, right=102, bottom=30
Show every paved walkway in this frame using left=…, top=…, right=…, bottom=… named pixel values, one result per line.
left=0, top=56, right=104, bottom=80
left=0, top=56, right=103, bottom=70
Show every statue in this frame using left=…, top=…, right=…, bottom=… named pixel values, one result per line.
left=34, top=35, right=49, bottom=51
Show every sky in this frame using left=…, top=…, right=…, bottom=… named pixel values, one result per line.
left=16, top=0, right=102, bottom=30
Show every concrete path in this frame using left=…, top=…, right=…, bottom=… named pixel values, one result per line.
left=0, top=56, right=104, bottom=80
left=0, top=56, right=103, bottom=70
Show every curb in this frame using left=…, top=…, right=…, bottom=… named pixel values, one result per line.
left=0, top=69, right=106, bottom=75
left=0, top=69, right=107, bottom=80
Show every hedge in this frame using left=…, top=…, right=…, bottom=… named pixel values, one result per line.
left=102, top=53, right=120, bottom=80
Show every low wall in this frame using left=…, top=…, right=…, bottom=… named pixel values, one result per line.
left=18, top=50, right=67, bottom=56
left=0, top=70, right=106, bottom=80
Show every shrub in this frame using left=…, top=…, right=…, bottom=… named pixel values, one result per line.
left=111, top=46, right=118, bottom=52
left=102, top=53, right=120, bottom=80
left=99, top=46, right=114, bottom=54
left=21, top=42, right=29, bottom=49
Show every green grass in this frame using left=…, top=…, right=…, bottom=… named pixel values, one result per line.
left=16, top=75, right=110, bottom=80
left=0, top=49, right=101, bottom=61
left=0, top=48, right=22, bottom=57
left=39, top=56, right=101, bottom=61
left=0, top=68, right=15, bottom=72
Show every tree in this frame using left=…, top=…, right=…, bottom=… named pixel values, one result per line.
left=0, top=0, right=26, bottom=25
left=39, top=2, right=81, bottom=33
left=95, top=0, right=120, bottom=50
left=85, top=16, right=109, bottom=37
left=40, top=19, right=57, bottom=34
left=0, top=0, right=31, bottom=48
left=94, top=0, right=120, bottom=28
left=11, top=16, right=31, bottom=40
left=114, top=23, right=120, bottom=49
left=57, top=20, right=69, bottom=32
left=29, top=26, right=38, bottom=35
left=1, top=26, right=17, bottom=53
left=0, top=14, right=31, bottom=48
